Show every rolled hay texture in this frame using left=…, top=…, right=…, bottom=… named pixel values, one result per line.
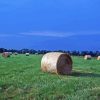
left=84, top=55, right=92, bottom=60
left=35, top=53, right=38, bottom=55
left=2, top=52, right=10, bottom=58
left=14, top=52, right=18, bottom=55
left=41, top=52, right=73, bottom=75
left=9, top=52, right=12, bottom=55
left=26, top=53, right=30, bottom=56
left=97, top=56, right=100, bottom=60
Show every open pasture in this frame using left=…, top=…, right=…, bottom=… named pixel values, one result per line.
left=0, top=54, right=100, bottom=100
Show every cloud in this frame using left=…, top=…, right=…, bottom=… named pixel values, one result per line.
left=20, top=31, right=74, bottom=38
left=20, top=31, right=100, bottom=38
left=0, top=31, right=100, bottom=38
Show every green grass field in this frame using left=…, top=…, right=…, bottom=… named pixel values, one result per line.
left=0, top=54, right=100, bottom=100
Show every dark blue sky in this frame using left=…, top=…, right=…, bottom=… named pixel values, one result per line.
left=0, top=0, right=100, bottom=51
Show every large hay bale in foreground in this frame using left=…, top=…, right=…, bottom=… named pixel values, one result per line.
left=26, top=53, right=30, bottom=56
left=2, top=52, right=10, bottom=58
left=97, top=56, right=100, bottom=60
left=41, top=52, right=73, bottom=75
left=84, top=55, right=92, bottom=60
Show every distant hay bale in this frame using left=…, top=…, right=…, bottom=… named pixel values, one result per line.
left=9, top=52, right=12, bottom=55
left=2, top=52, right=10, bottom=58
left=26, top=53, right=30, bottom=56
left=14, top=52, right=18, bottom=55
left=84, top=55, right=92, bottom=60
left=97, top=56, right=100, bottom=60
left=41, top=52, right=73, bottom=75
left=35, top=53, right=38, bottom=55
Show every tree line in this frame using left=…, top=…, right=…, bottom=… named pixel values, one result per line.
left=0, top=48, right=100, bottom=57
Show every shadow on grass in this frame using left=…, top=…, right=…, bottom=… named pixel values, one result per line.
left=71, top=71, right=100, bottom=78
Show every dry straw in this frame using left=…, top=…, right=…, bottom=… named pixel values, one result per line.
left=2, top=52, right=10, bottom=58
left=41, top=52, right=73, bottom=75
left=84, top=55, right=92, bottom=60
left=26, top=53, right=30, bottom=56
left=97, top=56, right=100, bottom=60
left=14, top=52, right=18, bottom=55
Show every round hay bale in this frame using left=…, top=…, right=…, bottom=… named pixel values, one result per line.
left=41, top=52, right=73, bottom=75
left=26, top=53, right=30, bottom=56
left=35, top=53, right=38, bottom=55
left=9, top=52, right=12, bottom=55
left=84, top=55, right=92, bottom=60
left=14, top=52, right=18, bottom=55
left=2, top=52, right=10, bottom=58
left=97, top=56, right=100, bottom=60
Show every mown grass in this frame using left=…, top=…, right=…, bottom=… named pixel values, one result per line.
left=0, top=54, right=100, bottom=100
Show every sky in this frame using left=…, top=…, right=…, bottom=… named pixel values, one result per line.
left=0, top=0, right=100, bottom=51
